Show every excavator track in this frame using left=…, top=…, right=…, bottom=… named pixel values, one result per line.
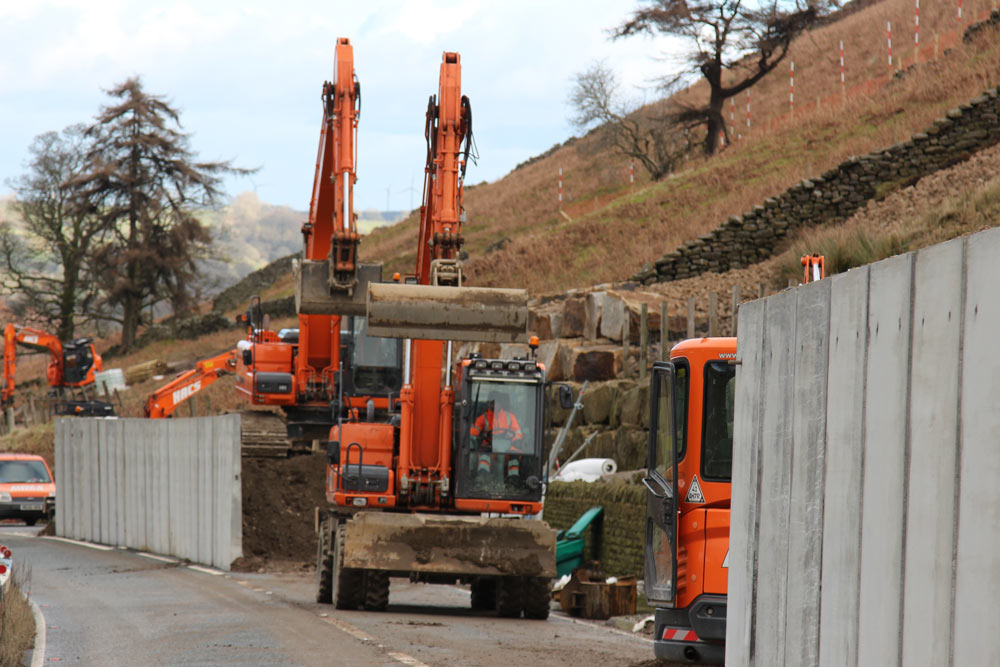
left=239, top=409, right=295, bottom=457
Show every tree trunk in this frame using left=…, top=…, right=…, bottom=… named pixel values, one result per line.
left=121, top=291, right=141, bottom=350
left=703, top=94, right=726, bottom=156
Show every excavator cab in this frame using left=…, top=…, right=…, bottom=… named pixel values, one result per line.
left=340, top=316, right=403, bottom=397
left=454, top=358, right=545, bottom=503
left=61, top=338, right=98, bottom=386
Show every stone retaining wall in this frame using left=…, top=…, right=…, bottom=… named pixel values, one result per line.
left=632, top=25, right=1000, bottom=285
left=544, top=480, right=646, bottom=578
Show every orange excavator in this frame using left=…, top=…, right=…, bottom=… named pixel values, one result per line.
left=145, top=349, right=237, bottom=419
left=234, top=38, right=401, bottom=446
left=643, top=255, right=826, bottom=663
left=302, top=49, right=556, bottom=618
left=2, top=323, right=114, bottom=416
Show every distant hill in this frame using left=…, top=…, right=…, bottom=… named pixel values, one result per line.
left=203, top=194, right=404, bottom=292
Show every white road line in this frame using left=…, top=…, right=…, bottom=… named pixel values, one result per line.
left=29, top=598, right=46, bottom=667
left=42, top=537, right=114, bottom=551
left=187, top=565, right=224, bottom=576
left=136, top=552, right=179, bottom=564
left=321, top=615, right=429, bottom=667
left=386, top=651, right=430, bottom=667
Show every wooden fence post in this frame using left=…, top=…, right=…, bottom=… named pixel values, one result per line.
left=709, top=292, right=719, bottom=337
left=732, top=285, right=741, bottom=336
left=687, top=298, right=696, bottom=339
left=622, top=311, right=631, bottom=378
left=640, top=303, right=648, bottom=380
left=660, top=302, right=669, bottom=360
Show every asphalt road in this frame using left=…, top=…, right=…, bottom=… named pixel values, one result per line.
left=0, top=524, right=655, bottom=666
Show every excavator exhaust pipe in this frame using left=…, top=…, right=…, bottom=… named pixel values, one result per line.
left=366, top=282, right=529, bottom=344
left=295, top=259, right=382, bottom=316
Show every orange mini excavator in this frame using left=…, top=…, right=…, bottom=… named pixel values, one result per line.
left=145, top=349, right=237, bottom=418
left=299, top=48, right=557, bottom=618
left=2, top=323, right=114, bottom=416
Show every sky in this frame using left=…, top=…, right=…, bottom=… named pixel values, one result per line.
left=0, top=1, right=683, bottom=213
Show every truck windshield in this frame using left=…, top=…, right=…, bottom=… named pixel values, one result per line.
left=0, top=460, right=51, bottom=483
left=701, top=361, right=736, bottom=481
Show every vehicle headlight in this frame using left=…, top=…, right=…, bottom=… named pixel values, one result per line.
left=0, top=492, right=11, bottom=502
left=48, top=490, right=56, bottom=498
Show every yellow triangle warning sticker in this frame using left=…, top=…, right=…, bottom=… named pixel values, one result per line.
left=685, top=475, right=705, bottom=503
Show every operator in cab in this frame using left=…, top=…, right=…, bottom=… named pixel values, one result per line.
left=470, top=395, right=524, bottom=482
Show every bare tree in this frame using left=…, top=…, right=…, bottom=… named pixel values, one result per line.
left=0, top=126, right=104, bottom=340
left=613, top=0, right=826, bottom=155
left=73, top=77, right=253, bottom=349
left=569, top=62, right=693, bottom=181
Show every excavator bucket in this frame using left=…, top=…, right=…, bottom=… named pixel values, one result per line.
left=295, top=259, right=383, bottom=316
left=366, top=282, right=529, bottom=344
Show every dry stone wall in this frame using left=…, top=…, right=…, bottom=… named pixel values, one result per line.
left=632, top=47, right=1000, bottom=284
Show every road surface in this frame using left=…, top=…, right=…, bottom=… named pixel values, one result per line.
left=0, top=524, right=655, bottom=666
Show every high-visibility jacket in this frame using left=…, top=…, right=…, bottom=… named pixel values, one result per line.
left=470, top=408, right=523, bottom=445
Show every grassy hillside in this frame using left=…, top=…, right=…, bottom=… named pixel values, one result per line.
left=360, top=0, right=1000, bottom=294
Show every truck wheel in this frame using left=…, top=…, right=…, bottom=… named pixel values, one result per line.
left=316, top=517, right=334, bottom=604
left=333, top=522, right=364, bottom=609
left=363, top=570, right=390, bottom=611
left=496, top=576, right=524, bottom=618
left=470, top=577, right=497, bottom=611
left=523, top=577, right=551, bottom=620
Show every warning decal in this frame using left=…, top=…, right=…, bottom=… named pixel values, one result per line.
left=685, top=475, right=705, bottom=503
left=722, top=550, right=730, bottom=568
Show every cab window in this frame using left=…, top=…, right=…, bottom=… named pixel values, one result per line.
left=701, top=361, right=735, bottom=481
left=651, top=360, right=688, bottom=478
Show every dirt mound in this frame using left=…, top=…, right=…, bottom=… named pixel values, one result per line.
left=233, top=452, right=327, bottom=573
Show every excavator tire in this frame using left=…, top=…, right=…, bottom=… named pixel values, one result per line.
left=496, top=576, right=524, bottom=618
left=523, top=576, right=551, bottom=620
left=315, top=517, right=334, bottom=603
left=470, top=577, right=497, bottom=611
left=333, top=522, right=364, bottom=609
left=363, top=570, right=390, bottom=611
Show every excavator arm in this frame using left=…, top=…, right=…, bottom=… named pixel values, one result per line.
left=366, top=52, right=528, bottom=344
left=296, top=37, right=382, bottom=316
left=146, top=349, right=237, bottom=419
left=2, top=325, right=68, bottom=401
left=1, top=324, right=16, bottom=406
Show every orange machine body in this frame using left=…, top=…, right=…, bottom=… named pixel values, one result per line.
left=669, top=337, right=735, bottom=610
left=645, top=337, right=736, bottom=664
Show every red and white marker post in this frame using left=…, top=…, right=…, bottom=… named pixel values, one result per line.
left=915, top=0, right=920, bottom=64
left=840, top=40, right=846, bottom=104
left=888, top=22, right=893, bottom=72
left=558, top=167, right=563, bottom=210
left=746, top=88, right=751, bottom=132
left=789, top=61, right=795, bottom=117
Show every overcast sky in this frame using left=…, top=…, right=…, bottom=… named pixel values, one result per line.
left=0, top=1, right=683, bottom=213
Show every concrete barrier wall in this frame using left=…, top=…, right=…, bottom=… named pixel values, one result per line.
left=55, top=414, right=242, bottom=571
left=728, top=226, right=1000, bottom=666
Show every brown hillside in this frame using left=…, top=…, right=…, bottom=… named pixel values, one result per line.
left=360, top=0, right=1000, bottom=293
